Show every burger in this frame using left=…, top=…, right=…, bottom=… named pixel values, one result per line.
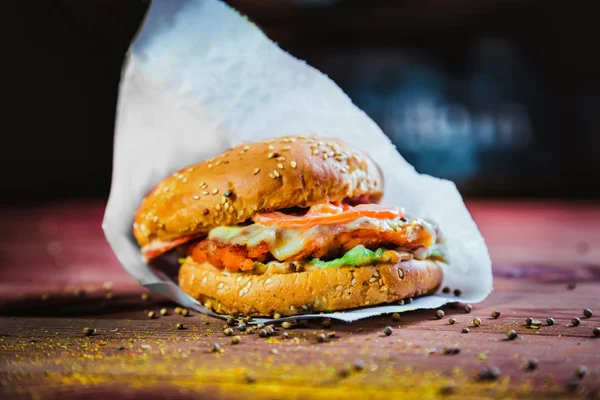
left=133, top=136, right=446, bottom=316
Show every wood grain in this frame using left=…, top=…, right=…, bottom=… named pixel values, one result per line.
left=1, top=201, right=599, bottom=399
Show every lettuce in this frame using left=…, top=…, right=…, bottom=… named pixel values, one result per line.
left=309, top=245, right=388, bottom=268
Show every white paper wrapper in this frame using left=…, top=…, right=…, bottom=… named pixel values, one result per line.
left=103, top=0, right=492, bottom=322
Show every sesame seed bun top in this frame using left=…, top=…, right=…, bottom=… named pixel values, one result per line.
left=133, top=136, right=384, bottom=247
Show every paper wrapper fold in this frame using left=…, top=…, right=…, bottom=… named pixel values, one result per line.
left=103, top=0, right=492, bottom=322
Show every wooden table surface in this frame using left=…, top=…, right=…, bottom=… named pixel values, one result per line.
left=1, top=201, right=599, bottom=399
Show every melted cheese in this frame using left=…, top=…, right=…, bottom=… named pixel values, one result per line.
left=208, top=217, right=437, bottom=261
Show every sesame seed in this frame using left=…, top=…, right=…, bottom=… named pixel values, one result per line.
left=268, top=173, right=275, bottom=179
left=216, top=204, right=222, bottom=211
left=273, top=170, right=280, bottom=178
left=340, top=167, right=348, bottom=173
left=268, top=145, right=274, bottom=150
left=208, top=164, right=213, bottom=168
left=193, top=195, right=199, bottom=200
left=312, top=149, right=319, bottom=155
left=276, top=156, right=285, bottom=162
left=200, top=182, right=207, bottom=188
left=224, top=203, right=229, bottom=211
left=221, top=196, right=227, bottom=203
left=277, top=163, right=284, bottom=170
left=243, top=145, right=250, bottom=151
left=216, top=160, right=222, bottom=166
left=282, top=138, right=291, bottom=143
left=323, top=153, right=328, bottom=160
left=253, top=168, right=260, bottom=175
left=267, top=152, right=275, bottom=159
left=335, top=156, right=344, bottom=162
left=282, top=145, right=292, bottom=150
left=228, top=206, right=235, bottom=213
left=212, top=188, right=219, bottom=195
left=290, top=161, right=297, bottom=168
left=202, top=190, right=209, bottom=195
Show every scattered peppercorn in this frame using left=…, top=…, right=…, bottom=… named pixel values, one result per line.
left=176, top=322, right=185, bottom=330
left=322, top=318, right=331, bottom=328
left=453, top=289, right=462, bottom=297
left=384, top=326, right=393, bottom=336
left=210, top=343, right=220, bottom=353
left=326, top=332, right=336, bottom=339
left=435, top=310, right=445, bottom=319
left=337, top=368, right=350, bottom=378
left=282, top=331, right=289, bottom=339
left=526, top=317, right=533, bottom=326
left=82, top=327, right=95, bottom=336
left=593, top=327, right=600, bottom=337
left=462, top=328, right=470, bottom=334
left=583, top=309, right=593, bottom=318
left=273, top=313, right=281, bottom=320
left=160, top=308, right=168, bottom=316
left=478, top=367, right=501, bottom=381
left=397, top=300, right=405, bottom=305
left=566, top=377, right=581, bottom=392
left=392, top=313, right=401, bottom=321
left=439, top=385, right=456, bottom=395
left=464, top=304, right=473, bottom=313
left=245, top=374, right=256, bottom=384
left=223, top=189, right=233, bottom=197
left=317, top=333, right=327, bottom=343
left=507, top=330, right=518, bottom=340
left=353, top=360, right=365, bottom=371
left=405, top=297, right=413, bottom=304
left=181, top=309, right=189, bottom=317
left=546, top=317, right=555, bottom=326
left=223, top=328, right=234, bottom=336
left=141, top=292, right=149, bottom=301
left=258, top=329, right=268, bottom=338
left=566, top=282, right=577, bottom=290
left=147, top=311, right=155, bottom=319
left=237, top=323, right=247, bottom=332
left=529, top=319, right=542, bottom=327
left=443, top=346, right=461, bottom=355
left=575, top=365, right=588, bottom=378
left=449, top=318, right=456, bottom=325
left=473, top=318, right=482, bottom=327
left=281, top=321, right=292, bottom=329
left=491, top=311, right=501, bottom=319
left=266, top=327, right=275, bottom=336
left=442, top=287, right=451, bottom=294
left=527, top=358, right=538, bottom=370
left=231, top=335, right=241, bottom=345
left=572, top=317, right=581, bottom=327
left=174, top=307, right=183, bottom=315
left=226, top=316, right=236, bottom=326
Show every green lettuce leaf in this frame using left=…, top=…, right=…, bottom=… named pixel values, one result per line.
left=309, top=245, right=388, bottom=268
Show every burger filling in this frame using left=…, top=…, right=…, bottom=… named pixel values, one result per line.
left=168, top=203, right=446, bottom=273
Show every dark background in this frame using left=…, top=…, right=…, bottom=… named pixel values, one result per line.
left=3, top=0, right=599, bottom=204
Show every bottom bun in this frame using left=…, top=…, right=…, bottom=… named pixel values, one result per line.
left=178, top=259, right=444, bottom=317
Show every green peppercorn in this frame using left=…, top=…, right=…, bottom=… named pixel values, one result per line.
left=507, top=329, right=518, bottom=340
left=593, top=327, right=600, bottom=337
left=392, top=313, right=401, bottom=321
left=462, top=328, right=470, bottom=334
left=237, top=323, right=247, bottom=332
left=82, top=327, right=96, bottom=337
left=546, top=317, right=555, bottom=326
left=147, top=311, right=155, bottom=319
left=176, top=322, right=185, bottom=330
left=464, top=304, right=473, bottom=313
left=174, top=307, right=183, bottom=315
left=160, top=308, right=168, bottom=316
left=383, top=326, right=393, bottom=336
left=583, top=309, right=593, bottom=318
left=435, top=310, right=445, bottom=319
left=317, top=333, right=327, bottom=343
left=491, top=311, right=501, bottom=319
left=575, top=365, right=588, bottom=378
left=449, top=318, right=456, bottom=325
left=273, top=313, right=281, bottom=320
left=223, top=328, right=234, bottom=336
left=572, top=317, right=581, bottom=327
left=231, top=335, right=241, bottom=345
left=527, top=358, right=538, bottom=370
left=181, top=309, right=189, bottom=317
left=473, top=318, right=482, bottom=327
